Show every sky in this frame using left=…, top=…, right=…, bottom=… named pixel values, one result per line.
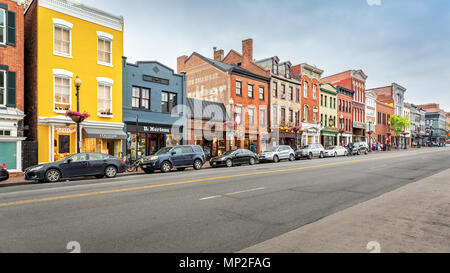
left=81, top=0, right=450, bottom=111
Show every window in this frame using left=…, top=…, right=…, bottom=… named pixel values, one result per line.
left=236, top=105, right=243, bottom=125
left=0, top=70, right=5, bottom=106
left=98, top=83, right=112, bottom=116
left=303, top=105, right=309, bottom=122
left=248, top=108, right=255, bottom=125
left=272, top=83, right=278, bottom=97
left=98, top=37, right=112, bottom=65
left=259, top=86, right=264, bottom=100
left=281, top=108, right=286, bottom=124
left=281, top=84, right=286, bottom=99
left=296, top=88, right=300, bottom=102
left=260, top=108, right=266, bottom=127
left=53, top=19, right=72, bottom=57
left=304, top=81, right=308, bottom=98
left=295, top=111, right=299, bottom=126
left=162, top=91, right=177, bottom=113
left=0, top=9, right=5, bottom=45
left=272, top=105, right=278, bottom=125
left=289, top=87, right=293, bottom=101
left=320, top=94, right=323, bottom=106
left=236, top=81, right=242, bottom=96
left=324, top=96, right=327, bottom=107
left=289, top=109, right=293, bottom=123
left=132, top=87, right=150, bottom=110
left=313, top=84, right=317, bottom=100
left=54, top=75, right=71, bottom=111
left=248, top=84, right=254, bottom=98
left=286, top=65, right=291, bottom=78
left=58, top=135, right=70, bottom=154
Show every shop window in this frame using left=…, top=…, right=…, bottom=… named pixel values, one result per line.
left=54, top=75, right=71, bottom=112
left=58, top=135, right=70, bottom=154
left=0, top=70, right=5, bottom=106
left=162, top=91, right=177, bottom=113
left=98, top=83, right=113, bottom=116
left=0, top=130, right=11, bottom=136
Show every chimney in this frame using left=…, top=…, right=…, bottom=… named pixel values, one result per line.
left=214, top=48, right=224, bottom=62
left=177, top=55, right=188, bottom=74
left=242, top=39, right=253, bottom=66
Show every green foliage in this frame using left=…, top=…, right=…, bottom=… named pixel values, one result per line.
left=389, top=115, right=412, bottom=137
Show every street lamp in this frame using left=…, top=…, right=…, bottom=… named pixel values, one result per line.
left=229, top=98, right=234, bottom=151
left=74, top=76, right=82, bottom=154
left=339, top=115, right=345, bottom=146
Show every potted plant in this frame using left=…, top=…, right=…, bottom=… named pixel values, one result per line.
left=65, top=111, right=91, bottom=123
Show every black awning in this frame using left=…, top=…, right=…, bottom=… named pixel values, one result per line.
left=83, top=128, right=127, bottom=140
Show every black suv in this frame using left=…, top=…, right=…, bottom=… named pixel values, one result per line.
left=349, top=142, right=369, bottom=156
left=140, top=145, right=206, bottom=174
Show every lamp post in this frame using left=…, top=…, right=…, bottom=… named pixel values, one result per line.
left=339, top=115, right=344, bottom=146
left=74, top=76, right=82, bottom=154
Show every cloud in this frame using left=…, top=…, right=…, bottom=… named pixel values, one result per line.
left=367, top=0, right=382, bottom=6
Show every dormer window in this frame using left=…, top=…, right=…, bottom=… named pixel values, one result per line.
left=273, top=59, right=279, bottom=75
left=285, top=64, right=291, bottom=79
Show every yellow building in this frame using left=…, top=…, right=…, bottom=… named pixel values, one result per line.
left=319, top=83, right=338, bottom=148
left=24, top=0, right=125, bottom=164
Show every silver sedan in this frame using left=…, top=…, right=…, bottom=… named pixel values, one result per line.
left=324, top=146, right=349, bottom=157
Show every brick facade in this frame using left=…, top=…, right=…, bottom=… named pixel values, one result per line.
left=375, top=100, right=395, bottom=146
left=0, top=0, right=24, bottom=111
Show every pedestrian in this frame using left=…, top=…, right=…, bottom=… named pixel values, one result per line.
left=0, top=163, right=6, bottom=169
left=250, top=144, right=256, bottom=153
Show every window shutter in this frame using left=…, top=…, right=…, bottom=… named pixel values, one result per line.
left=6, top=10, right=16, bottom=46
left=6, top=71, right=16, bottom=107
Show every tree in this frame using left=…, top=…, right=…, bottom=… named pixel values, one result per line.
left=389, top=115, right=411, bottom=148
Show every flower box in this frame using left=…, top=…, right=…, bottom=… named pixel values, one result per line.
left=65, top=111, right=91, bottom=123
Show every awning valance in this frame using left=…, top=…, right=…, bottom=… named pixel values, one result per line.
left=83, top=127, right=127, bottom=140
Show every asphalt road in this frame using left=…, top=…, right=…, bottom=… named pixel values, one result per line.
left=1, top=148, right=449, bottom=253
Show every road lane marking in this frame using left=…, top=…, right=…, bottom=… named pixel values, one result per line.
left=199, top=187, right=266, bottom=201
left=0, top=149, right=448, bottom=208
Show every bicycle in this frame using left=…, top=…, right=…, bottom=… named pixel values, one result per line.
left=126, top=158, right=143, bottom=172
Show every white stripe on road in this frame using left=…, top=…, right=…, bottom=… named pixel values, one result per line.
left=199, top=187, right=266, bottom=201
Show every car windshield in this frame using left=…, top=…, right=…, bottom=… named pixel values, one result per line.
left=263, top=147, right=277, bottom=152
left=154, top=147, right=173, bottom=155
left=326, top=146, right=336, bottom=150
left=222, top=150, right=236, bottom=156
left=301, top=145, right=310, bottom=149
left=58, top=155, right=72, bottom=162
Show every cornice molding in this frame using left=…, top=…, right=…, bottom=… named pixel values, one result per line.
left=39, top=0, right=123, bottom=31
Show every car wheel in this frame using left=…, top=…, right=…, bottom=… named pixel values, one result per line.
left=289, top=154, right=295, bottom=161
left=320, top=152, right=324, bottom=159
left=193, top=159, right=203, bottom=170
left=334, top=152, right=338, bottom=158
left=105, top=166, right=118, bottom=178
left=95, top=175, right=104, bottom=179
left=249, top=157, right=256, bottom=165
left=226, top=159, right=233, bottom=168
left=308, top=153, right=313, bottom=160
left=144, top=169, right=154, bottom=174
left=273, top=156, right=280, bottom=163
left=45, top=169, right=61, bottom=183
left=161, top=161, right=172, bottom=173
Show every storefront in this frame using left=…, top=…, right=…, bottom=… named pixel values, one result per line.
left=39, top=116, right=126, bottom=163
left=353, top=122, right=366, bottom=142
left=338, top=132, right=353, bottom=146
left=279, top=132, right=301, bottom=149
left=321, top=129, right=338, bottom=148
left=125, top=123, right=182, bottom=159
left=0, top=108, right=26, bottom=172
left=301, top=123, right=321, bottom=146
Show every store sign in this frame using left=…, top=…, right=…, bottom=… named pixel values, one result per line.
left=280, top=133, right=297, bottom=138
left=142, top=126, right=171, bottom=134
left=56, top=128, right=76, bottom=134
left=353, top=122, right=366, bottom=129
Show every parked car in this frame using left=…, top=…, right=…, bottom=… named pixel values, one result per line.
left=0, top=164, right=9, bottom=182
left=258, top=145, right=295, bottom=163
left=140, top=145, right=206, bottom=174
left=349, top=142, right=369, bottom=156
left=210, top=149, right=258, bottom=168
left=24, top=153, right=127, bottom=183
left=295, top=144, right=325, bottom=159
left=324, top=146, right=349, bottom=157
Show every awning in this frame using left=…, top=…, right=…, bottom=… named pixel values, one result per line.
left=83, top=127, right=127, bottom=140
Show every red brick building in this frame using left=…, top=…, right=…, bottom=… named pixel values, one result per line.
left=336, top=85, right=354, bottom=145
left=321, top=70, right=368, bottom=142
left=292, top=63, right=324, bottom=145
left=375, top=100, right=395, bottom=148
left=177, top=50, right=270, bottom=154
left=0, top=0, right=26, bottom=172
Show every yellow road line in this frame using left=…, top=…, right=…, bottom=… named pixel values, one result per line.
left=0, top=149, right=446, bottom=208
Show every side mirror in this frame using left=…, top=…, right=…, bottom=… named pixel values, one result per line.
left=171, top=152, right=176, bottom=156
left=66, top=159, right=73, bottom=164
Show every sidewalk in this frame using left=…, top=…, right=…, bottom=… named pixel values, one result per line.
left=240, top=168, right=450, bottom=253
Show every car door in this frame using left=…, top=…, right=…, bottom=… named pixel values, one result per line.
left=87, top=153, right=108, bottom=175
left=234, top=150, right=246, bottom=164
left=278, top=147, right=288, bottom=160
left=170, top=147, right=184, bottom=167
left=181, top=146, right=195, bottom=166
left=62, top=154, right=90, bottom=178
